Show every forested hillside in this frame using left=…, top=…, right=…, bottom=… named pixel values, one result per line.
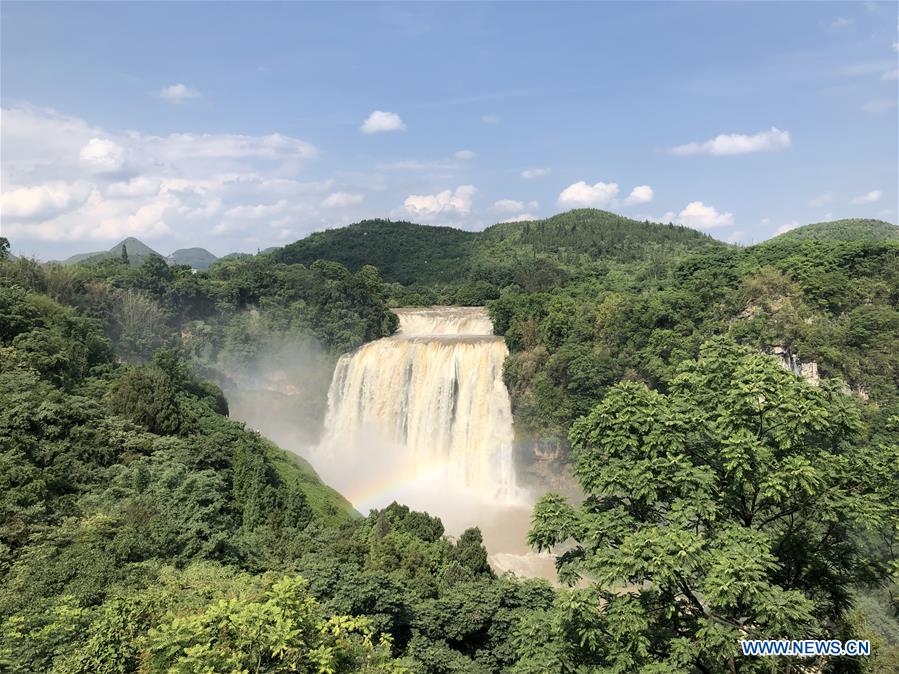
left=493, top=232, right=899, bottom=448
left=768, top=218, right=899, bottom=244
left=2, top=246, right=897, bottom=671
left=272, top=220, right=478, bottom=285
left=268, top=210, right=898, bottom=448
left=0, top=269, right=558, bottom=671
left=2, top=210, right=898, bottom=672
left=269, top=210, right=723, bottom=298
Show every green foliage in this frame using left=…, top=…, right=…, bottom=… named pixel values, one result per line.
left=493, top=236, right=899, bottom=441
left=0, top=274, right=554, bottom=673
left=273, top=219, right=478, bottom=285
left=142, top=574, right=399, bottom=673
left=766, top=218, right=898, bottom=244
left=529, top=339, right=898, bottom=672
left=2, top=212, right=897, bottom=672
left=108, top=365, right=192, bottom=436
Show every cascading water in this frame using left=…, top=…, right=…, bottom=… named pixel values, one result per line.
left=315, top=307, right=518, bottom=512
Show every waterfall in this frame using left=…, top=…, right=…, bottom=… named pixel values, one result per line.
left=315, top=306, right=518, bottom=513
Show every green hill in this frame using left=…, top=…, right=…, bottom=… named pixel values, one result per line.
left=62, top=250, right=106, bottom=265
left=169, top=247, right=218, bottom=270
left=64, top=237, right=161, bottom=266
left=479, top=209, right=724, bottom=262
left=272, top=219, right=477, bottom=284
left=766, top=218, right=898, bottom=244
left=271, top=210, right=725, bottom=286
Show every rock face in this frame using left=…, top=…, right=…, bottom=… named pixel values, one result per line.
left=770, top=346, right=868, bottom=401
left=770, top=346, right=820, bottom=386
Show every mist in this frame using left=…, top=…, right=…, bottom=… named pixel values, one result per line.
left=215, top=307, right=565, bottom=580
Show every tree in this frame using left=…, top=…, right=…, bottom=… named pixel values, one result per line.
left=528, top=338, right=897, bottom=673
left=111, top=289, right=169, bottom=361
left=142, top=575, right=399, bottom=673
left=120, top=243, right=129, bottom=265
left=0, top=237, right=10, bottom=260
left=108, top=365, right=189, bottom=435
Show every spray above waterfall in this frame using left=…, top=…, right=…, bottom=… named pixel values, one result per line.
left=313, top=306, right=521, bottom=524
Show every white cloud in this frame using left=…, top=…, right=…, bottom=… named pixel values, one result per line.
left=501, top=213, right=537, bottom=223
left=361, top=110, right=406, bottom=134
left=379, top=150, right=475, bottom=171
left=0, top=182, right=91, bottom=220
left=141, top=132, right=317, bottom=162
left=862, top=99, right=897, bottom=113
left=851, top=190, right=882, bottom=204
left=222, top=200, right=289, bottom=221
left=882, top=68, right=898, bottom=81
left=558, top=180, right=619, bottom=208
left=322, top=191, right=365, bottom=208
left=520, top=167, right=551, bottom=179
left=159, top=83, right=202, bottom=103
left=776, top=221, right=800, bottom=235
left=809, top=193, right=833, bottom=207
left=838, top=61, right=896, bottom=77
left=726, top=230, right=748, bottom=244
left=106, top=177, right=161, bottom=199
left=662, top=201, right=734, bottom=229
left=824, top=212, right=833, bottom=220
left=402, top=185, right=476, bottom=216
left=671, top=127, right=792, bottom=156
left=492, top=199, right=538, bottom=213
left=79, top=138, right=126, bottom=173
left=831, top=17, right=852, bottom=29
left=481, top=114, right=500, bottom=124
left=623, top=185, right=654, bottom=206
left=0, top=105, right=326, bottom=250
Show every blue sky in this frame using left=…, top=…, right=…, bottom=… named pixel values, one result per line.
left=1, top=1, right=896, bottom=259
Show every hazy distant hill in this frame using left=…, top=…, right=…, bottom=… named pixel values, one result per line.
left=766, top=218, right=899, bottom=244
left=61, top=239, right=218, bottom=270
left=169, top=247, right=218, bottom=270
left=63, top=237, right=161, bottom=266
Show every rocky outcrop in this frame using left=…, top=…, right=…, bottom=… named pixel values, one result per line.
left=770, top=346, right=820, bottom=386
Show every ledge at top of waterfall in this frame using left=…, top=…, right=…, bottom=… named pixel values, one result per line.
left=393, top=306, right=495, bottom=337
left=311, top=305, right=523, bottom=529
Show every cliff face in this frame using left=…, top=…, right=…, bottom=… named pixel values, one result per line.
left=770, top=345, right=870, bottom=400
left=771, top=346, right=820, bottom=386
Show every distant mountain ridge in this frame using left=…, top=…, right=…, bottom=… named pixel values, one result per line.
left=168, top=247, right=218, bottom=270
left=270, top=209, right=725, bottom=284
left=55, top=212, right=897, bottom=278
left=61, top=238, right=218, bottom=270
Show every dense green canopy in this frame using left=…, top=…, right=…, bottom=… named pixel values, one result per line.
left=2, top=211, right=897, bottom=672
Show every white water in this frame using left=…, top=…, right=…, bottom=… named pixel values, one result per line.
left=310, top=306, right=556, bottom=578
left=315, top=307, right=518, bottom=516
